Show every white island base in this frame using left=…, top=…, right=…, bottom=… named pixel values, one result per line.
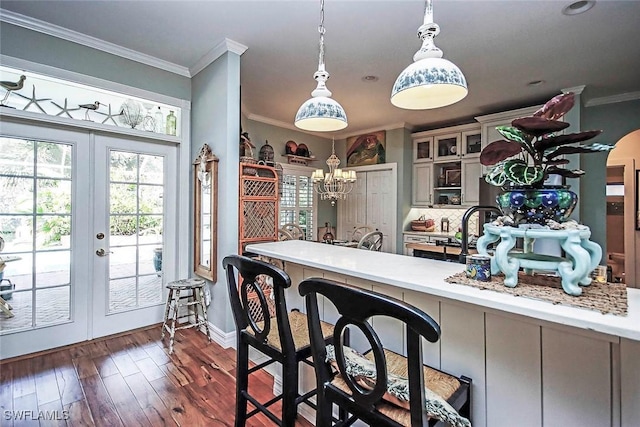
left=246, top=240, right=640, bottom=427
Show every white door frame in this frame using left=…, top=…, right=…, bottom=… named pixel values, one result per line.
left=91, top=133, right=179, bottom=338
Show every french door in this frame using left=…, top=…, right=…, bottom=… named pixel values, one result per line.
left=0, top=120, right=178, bottom=359
left=92, top=134, right=176, bottom=338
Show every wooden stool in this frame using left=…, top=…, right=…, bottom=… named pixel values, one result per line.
left=161, top=278, right=212, bottom=354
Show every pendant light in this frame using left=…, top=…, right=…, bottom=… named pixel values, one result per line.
left=294, top=0, right=348, bottom=132
left=391, top=0, right=467, bottom=110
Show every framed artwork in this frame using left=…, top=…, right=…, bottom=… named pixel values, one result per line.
left=445, top=169, right=461, bottom=186
left=346, top=130, right=386, bottom=167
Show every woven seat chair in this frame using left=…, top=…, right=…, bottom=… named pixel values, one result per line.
left=299, top=277, right=472, bottom=427
left=357, top=230, right=383, bottom=251
left=349, top=225, right=373, bottom=243
left=282, top=223, right=305, bottom=240
left=222, top=255, right=335, bottom=427
left=278, top=228, right=295, bottom=241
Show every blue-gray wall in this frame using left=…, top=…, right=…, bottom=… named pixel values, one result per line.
left=581, top=99, right=640, bottom=253
left=0, top=23, right=191, bottom=100
left=191, top=52, right=241, bottom=334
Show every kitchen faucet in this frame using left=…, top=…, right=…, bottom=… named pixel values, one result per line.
left=459, top=205, right=502, bottom=264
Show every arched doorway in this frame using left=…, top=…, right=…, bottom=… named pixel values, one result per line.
left=606, top=129, right=640, bottom=286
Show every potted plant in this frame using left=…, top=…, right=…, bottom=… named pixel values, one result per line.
left=480, top=92, right=613, bottom=225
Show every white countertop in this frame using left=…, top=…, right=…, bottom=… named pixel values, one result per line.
left=246, top=240, right=640, bottom=341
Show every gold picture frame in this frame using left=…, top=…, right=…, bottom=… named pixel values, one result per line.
left=194, top=144, right=219, bottom=281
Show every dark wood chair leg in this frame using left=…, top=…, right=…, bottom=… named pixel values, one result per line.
left=235, top=340, right=249, bottom=427
left=282, top=360, right=299, bottom=427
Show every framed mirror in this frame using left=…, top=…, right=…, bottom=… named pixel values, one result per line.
left=194, top=144, right=219, bottom=281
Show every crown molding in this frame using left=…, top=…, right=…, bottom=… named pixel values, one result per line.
left=340, top=123, right=408, bottom=139
left=190, top=38, right=248, bottom=77
left=562, top=85, right=586, bottom=95
left=585, top=91, right=640, bottom=107
left=0, top=9, right=191, bottom=77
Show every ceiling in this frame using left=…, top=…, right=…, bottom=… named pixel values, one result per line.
left=2, top=1, right=640, bottom=138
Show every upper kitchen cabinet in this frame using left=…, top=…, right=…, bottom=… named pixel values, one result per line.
left=413, top=136, right=434, bottom=163
left=411, top=123, right=481, bottom=207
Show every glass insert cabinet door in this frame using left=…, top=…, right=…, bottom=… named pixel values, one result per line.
left=194, top=144, right=218, bottom=281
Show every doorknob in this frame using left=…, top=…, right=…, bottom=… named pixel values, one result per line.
left=96, top=248, right=112, bottom=257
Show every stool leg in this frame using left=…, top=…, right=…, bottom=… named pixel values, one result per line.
left=235, top=337, right=249, bottom=427
left=168, top=288, right=180, bottom=354
left=197, top=286, right=212, bottom=342
left=282, top=359, right=299, bottom=427
left=161, top=288, right=174, bottom=339
left=192, top=288, right=200, bottom=328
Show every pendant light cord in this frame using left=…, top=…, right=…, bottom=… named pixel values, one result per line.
left=318, top=0, right=326, bottom=69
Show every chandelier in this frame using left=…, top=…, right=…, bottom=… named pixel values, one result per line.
left=390, top=0, right=467, bottom=109
left=294, top=0, right=348, bottom=132
left=311, top=139, right=356, bottom=206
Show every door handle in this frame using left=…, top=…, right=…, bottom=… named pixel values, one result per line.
left=96, top=248, right=112, bottom=257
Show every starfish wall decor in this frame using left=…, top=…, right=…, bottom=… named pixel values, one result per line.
left=51, top=98, right=80, bottom=118
left=16, top=85, right=51, bottom=114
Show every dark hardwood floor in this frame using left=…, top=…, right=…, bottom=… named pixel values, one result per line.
left=0, top=325, right=315, bottom=427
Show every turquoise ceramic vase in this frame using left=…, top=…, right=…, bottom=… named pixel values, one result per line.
left=497, top=186, right=578, bottom=225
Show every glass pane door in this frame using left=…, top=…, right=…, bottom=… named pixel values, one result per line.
left=0, top=123, right=91, bottom=360
left=92, top=134, right=177, bottom=338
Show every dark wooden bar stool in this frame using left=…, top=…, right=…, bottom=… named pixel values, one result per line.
left=161, top=278, right=212, bottom=354
left=300, top=277, right=472, bottom=427
left=222, top=254, right=335, bottom=427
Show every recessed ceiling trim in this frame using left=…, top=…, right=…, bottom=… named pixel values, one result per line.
left=585, top=91, right=640, bottom=107
left=190, top=38, right=248, bottom=77
left=0, top=8, right=191, bottom=77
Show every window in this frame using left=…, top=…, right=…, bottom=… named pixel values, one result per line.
left=279, top=165, right=316, bottom=241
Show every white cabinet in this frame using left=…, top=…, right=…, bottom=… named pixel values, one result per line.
left=403, top=233, right=433, bottom=256
left=338, top=165, right=397, bottom=253
left=411, top=123, right=481, bottom=207
left=413, top=136, right=433, bottom=163
left=461, top=158, right=482, bottom=205
left=412, top=163, right=433, bottom=206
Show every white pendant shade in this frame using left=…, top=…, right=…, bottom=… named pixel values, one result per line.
left=391, top=57, right=468, bottom=110
left=391, top=0, right=467, bottom=110
left=295, top=96, right=348, bottom=132
left=294, top=0, right=347, bottom=132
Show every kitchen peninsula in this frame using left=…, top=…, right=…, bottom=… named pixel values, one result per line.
left=246, top=240, right=640, bottom=427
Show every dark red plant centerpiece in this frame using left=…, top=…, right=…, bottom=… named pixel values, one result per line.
left=480, top=92, right=613, bottom=225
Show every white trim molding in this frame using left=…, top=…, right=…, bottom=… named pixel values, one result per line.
left=0, top=9, right=191, bottom=77
left=585, top=91, right=640, bottom=107
left=190, top=38, right=248, bottom=77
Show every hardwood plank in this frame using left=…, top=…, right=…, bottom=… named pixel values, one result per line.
left=150, top=375, right=212, bottom=426
left=78, top=375, right=123, bottom=427
left=134, top=357, right=165, bottom=383
left=64, top=399, right=95, bottom=427
left=12, top=392, right=39, bottom=426
left=12, top=359, right=36, bottom=398
left=158, top=361, right=193, bottom=388
left=0, top=361, right=14, bottom=424
left=101, top=373, right=151, bottom=427
left=38, top=399, right=68, bottom=427
left=142, top=344, right=171, bottom=367
left=124, top=372, right=176, bottom=427
left=72, top=356, right=98, bottom=380
left=85, top=341, right=110, bottom=358
left=110, top=352, right=140, bottom=377
left=122, top=336, right=150, bottom=362
left=34, top=366, right=61, bottom=406
left=53, top=363, right=84, bottom=407
left=92, top=355, right=119, bottom=379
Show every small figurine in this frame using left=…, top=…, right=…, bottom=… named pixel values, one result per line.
left=0, top=75, right=26, bottom=107
left=79, top=101, right=101, bottom=120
